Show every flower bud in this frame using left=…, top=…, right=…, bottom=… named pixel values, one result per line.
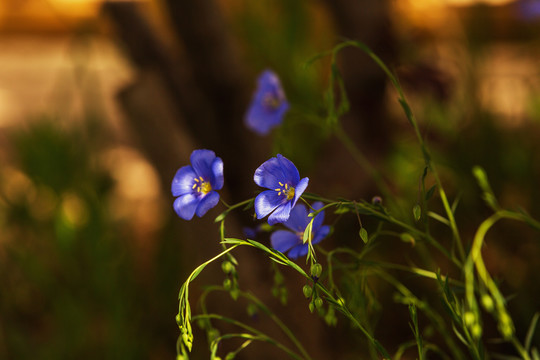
left=302, top=285, right=313, bottom=298
left=221, top=261, right=234, bottom=274
left=464, top=311, right=475, bottom=326
left=481, top=295, right=494, bottom=312
left=315, top=298, right=323, bottom=308
left=311, top=263, right=322, bottom=279
left=472, top=324, right=482, bottom=339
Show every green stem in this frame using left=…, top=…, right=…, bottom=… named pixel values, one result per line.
left=334, top=124, right=393, bottom=200
left=467, top=211, right=531, bottom=360
left=215, top=198, right=254, bottom=222
left=222, top=238, right=391, bottom=359
left=244, top=291, right=313, bottom=360
left=199, top=286, right=313, bottom=360
left=193, top=315, right=306, bottom=360
left=329, top=40, right=466, bottom=262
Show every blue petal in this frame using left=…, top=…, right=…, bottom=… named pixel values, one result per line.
left=310, top=202, right=326, bottom=232
left=283, top=203, right=309, bottom=232
left=195, top=191, right=220, bottom=217
left=243, top=226, right=258, bottom=239
left=190, top=149, right=217, bottom=182
left=274, top=100, right=289, bottom=120
left=288, top=244, right=309, bottom=259
left=312, top=225, right=330, bottom=245
left=171, top=165, right=196, bottom=196
left=291, top=177, right=309, bottom=209
left=245, top=102, right=283, bottom=136
left=270, top=230, right=300, bottom=253
left=253, top=154, right=300, bottom=189
left=277, top=154, right=300, bottom=185
left=173, top=193, right=199, bottom=220
left=254, top=156, right=283, bottom=189
left=258, top=70, right=282, bottom=91
left=255, top=190, right=285, bottom=219
left=268, top=201, right=293, bottom=225
left=211, top=157, right=224, bottom=190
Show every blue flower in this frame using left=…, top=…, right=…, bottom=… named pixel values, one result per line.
left=171, top=149, right=224, bottom=220
left=254, top=154, right=309, bottom=225
left=517, top=0, right=540, bottom=20
left=245, top=70, right=289, bottom=135
left=243, top=226, right=260, bottom=239
left=270, top=202, right=330, bottom=259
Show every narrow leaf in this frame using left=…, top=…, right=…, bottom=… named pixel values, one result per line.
left=413, top=204, right=422, bottom=222
left=359, top=227, right=369, bottom=243
left=525, top=313, right=540, bottom=351
left=425, top=185, right=436, bottom=201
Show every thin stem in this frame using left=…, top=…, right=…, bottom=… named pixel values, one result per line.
left=467, top=211, right=532, bottom=360
left=511, top=336, right=532, bottom=360
left=199, top=286, right=313, bottom=360
left=222, top=238, right=391, bottom=359
left=243, top=292, right=313, bottom=360
left=303, top=194, right=462, bottom=267
left=328, top=40, right=466, bottom=262
left=334, top=123, right=393, bottom=200
left=215, top=197, right=254, bottom=222
left=193, top=315, right=306, bottom=360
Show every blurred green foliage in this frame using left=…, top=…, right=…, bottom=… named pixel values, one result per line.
left=0, top=120, right=181, bottom=359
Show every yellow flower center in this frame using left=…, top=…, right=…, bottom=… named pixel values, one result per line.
left=192, top=176, right=212, bottom=195
left=263, top=93, right=281, bottom=110
left=275, top=182, right=295, bottom=200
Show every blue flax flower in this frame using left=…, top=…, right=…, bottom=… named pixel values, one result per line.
left=271, top=202, right=330, bottom=259
left=245, top=70, right=289, bottom=135
left=171, top=149, right=224, bottom=220
left=254, top=154, right=309, bottom=225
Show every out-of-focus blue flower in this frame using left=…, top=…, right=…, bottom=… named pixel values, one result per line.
left=243, top=226, right=259, bottom=239
left=254, top=154, right=309, bottom=225
left=171, top=149, right=224, bottom=220
left=270, top=202, right=330, bottom=259
left=517, top=0, right=540, bottom=20
left=245, top=70, right=289, bottom=135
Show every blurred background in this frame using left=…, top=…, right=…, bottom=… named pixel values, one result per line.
left=1, top=0, right=540, bottom=359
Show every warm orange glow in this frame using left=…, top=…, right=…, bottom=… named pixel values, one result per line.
left=403, top=0, right=516, bottom=9
left=102, top=146, right=166, bottom=232
left=0, top=0, right=147, bottom=32
left=445, top=0, right=515, bottom=5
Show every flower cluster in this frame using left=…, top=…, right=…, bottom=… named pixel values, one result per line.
left=172, top=150, right=328, bottom=258
left=171, top=71, right=328, bottom=258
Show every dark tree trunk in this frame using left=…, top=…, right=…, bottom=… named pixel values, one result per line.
left=322, top=0, right=396, bottom=153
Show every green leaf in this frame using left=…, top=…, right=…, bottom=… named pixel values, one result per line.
left=303, top=218, right=314, bottom=244
left=472, top=166, right=499, bottom=210
left=525, top=313, right=540, bottom=351
left=400, top=233, right=415, bottom=246
left=334, top=206, right=350, bottom=215
left=425, top=185, right=436, bottom=201
left=413, top=204, right=421, bottom=222
left=359, top=227, right=369, bottom=244
left=214, top=210, right=229, bottom=223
